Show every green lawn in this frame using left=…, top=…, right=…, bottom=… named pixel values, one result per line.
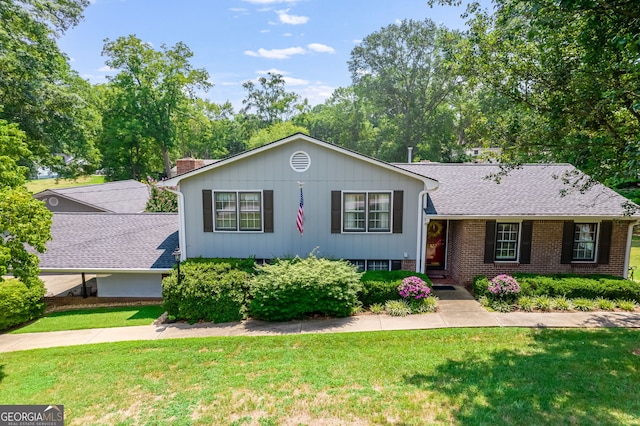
left=0, top=328, right=638, bottom=425
left=25, top=175, right=106, bottom=194
left=9, top=305, right=165, bottom=334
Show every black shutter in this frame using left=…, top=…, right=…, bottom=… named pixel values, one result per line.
left=520, top=220, right=533, bottom=264
left=392, top=190, right=403, bottom=233
left=560, top=221, right=575, bottom=264
left=484, top=220, right=496, bottom=264
left=597, top=221, right=613, bottom=265
left=263, top=190, right=273, bottom=233
left=202, top=190, right=213, bottom=232
left=331, top=191, right=341, bottom=233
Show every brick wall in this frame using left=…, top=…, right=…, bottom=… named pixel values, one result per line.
left=447, top=219, right=631, bottom=285
left=176, top=158, right=205, bottom=175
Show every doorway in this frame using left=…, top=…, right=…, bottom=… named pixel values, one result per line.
left=426, top=220, right=447, bottom=270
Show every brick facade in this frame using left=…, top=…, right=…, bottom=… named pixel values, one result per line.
left=444, top=219, right=631, bottom=285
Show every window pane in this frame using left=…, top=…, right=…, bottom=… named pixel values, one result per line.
left=344, top=193, right=365, bottom=231
left=495, top=223, right=519, bottom=261
left=368, top=193, right=390, bottom=231
left=573, top=223, right=597, bottom=260
left=215, top=192, right=237, bottom=230
left=239, top=192, right=262, bottom=230
left=367, top=260, right=390, bottom=271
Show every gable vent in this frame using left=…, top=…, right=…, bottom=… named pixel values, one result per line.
left=290, top=151, right=311, bottom=172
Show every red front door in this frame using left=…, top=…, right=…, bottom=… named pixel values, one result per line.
left=426, top=220, right=447, bottom=269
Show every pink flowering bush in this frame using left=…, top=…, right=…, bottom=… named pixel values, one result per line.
left=488, top=274, right=520, bottom=301
left=398, top=276, right=431, bottom=300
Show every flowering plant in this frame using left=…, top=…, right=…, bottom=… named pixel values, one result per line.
left=398, top=276, right=431, bottom=300
left=487, top=274, right=520, bottom=299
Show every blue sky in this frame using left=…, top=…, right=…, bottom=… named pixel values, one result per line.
left=59, top=0, right=485, bottom=109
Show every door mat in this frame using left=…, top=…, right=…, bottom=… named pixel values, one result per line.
left=427, top=274, right=446, bottom=279
left=432, top=285, right=456, bottom=290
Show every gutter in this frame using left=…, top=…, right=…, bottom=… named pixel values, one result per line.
left=165, top=186, right=187, bottom=261
left=415, top=187, right=437, bottom=274
left=623, top=220, right=639, bottom=279
left=39, top=268, right=172, bottom=274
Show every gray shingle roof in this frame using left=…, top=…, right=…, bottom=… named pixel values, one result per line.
left=35, top=180, right=150, bottom=213
left=38, top=213, right=179, bottom=271
left=395, top=163, right=637, bottom=217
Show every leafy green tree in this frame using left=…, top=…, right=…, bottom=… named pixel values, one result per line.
left=101, top=35, right=211, bottom=178
left=246, top=121, right=309, bottom=149
left=0, top=120, right=52, bottom=287
left=431, top=0, right=640, bottom=188
left=348, top=19, right=461, bottom=161
left=241, top=72, right=309, bottom=127
left=0, top=0, right=100, bottom=177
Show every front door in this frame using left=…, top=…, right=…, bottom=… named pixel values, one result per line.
left=426, top=220, right=447, bottom=270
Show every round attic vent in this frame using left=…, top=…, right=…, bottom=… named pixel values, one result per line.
left=290, top=151, right=311, bottom=172
left=48, top=197, right=59, bottom=207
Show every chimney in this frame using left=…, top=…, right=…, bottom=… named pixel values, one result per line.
left=407, top=147, right=413, bottom=163
left=176, top=158, right=205, bottom=175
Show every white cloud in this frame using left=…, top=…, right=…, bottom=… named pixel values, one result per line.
left=277, top=9, right=309, bottom=25
left=260, top=29, right=270, bottom=33
left=282, top=32, right=292, bottom=37
left=244, top=46, right=306, bottom=59
left=283, top=76, right=309, bottom=86
left=299, top=84, right=335, bottom=106
left=229, top=7, right=247, bottom=12
left=98, top=65, right=116, bottom=72
left=307, top=43, right=335, bottom=54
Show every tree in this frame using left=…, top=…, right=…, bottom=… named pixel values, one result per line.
left=0, top=120, right=52, bottom=287
left=431, top=0, right=640, bottom=188
left=241, top=72, right=308, bottom=127
left=0, top=0, right=100, bottom=177
left=348, top=19, right=461, bottom=161
left=246, top=121, right=309, bottom=149
left=101, top=35, right=211, bottom=178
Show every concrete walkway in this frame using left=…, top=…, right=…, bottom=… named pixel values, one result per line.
left=1, top=287, right=639, bottom=353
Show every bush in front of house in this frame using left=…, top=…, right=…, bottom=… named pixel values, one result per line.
left=162, top=260, right=251, bottom=324
left=513, top=274, right=640, bottom=302
left=0, top=278, right=46, bottom=331
left=359, top=270, right=432, bottom=306
left=249, top=255, right=362, bottom=321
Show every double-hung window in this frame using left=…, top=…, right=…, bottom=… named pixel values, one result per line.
left=495, top=223, right=520, bottom=261
left=573, top=223, right=597, bottom=261
left=214, top=191, right=262, bottom=231
left=343, top=192, right=391, bottom=232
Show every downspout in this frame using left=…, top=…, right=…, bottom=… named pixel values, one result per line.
left=166, top=186, right=186, bottom=261
left=623, top=220, right=638, bottom=279
left=415, top=190, right=428, bottom=273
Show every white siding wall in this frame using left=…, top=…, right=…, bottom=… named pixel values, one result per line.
left=96, top=273, right=163, bottom=297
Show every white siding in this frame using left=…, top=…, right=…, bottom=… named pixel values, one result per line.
left=96, top=273, right=163, bottom=297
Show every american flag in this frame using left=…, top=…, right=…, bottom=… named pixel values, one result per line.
left=296, top=187, right=304, bottom=235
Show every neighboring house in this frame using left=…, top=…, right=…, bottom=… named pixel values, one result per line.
left=160, top=133, right=639, bottom=285
left=34, top=180, right=150, bottom=213
left=37, top=213, right=178, bottom=297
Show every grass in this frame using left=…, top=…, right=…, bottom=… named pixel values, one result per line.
left=25, top=175, right=106, bottom=194
left=0, top=328, right=638, bottom=425
left=9, top=305, right=165, bottom=334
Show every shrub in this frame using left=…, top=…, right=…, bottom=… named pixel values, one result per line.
left=0, top=278, right=46, bottom=331
left=473, top=275, right=490, bottom=298
left=162, top=260, right=251, bottom=324
left=572, top=298, right=595, bottom=311
left=384, top=300, right=412, bottom=317
left=490, top=300, right=514, bottom=312
left=398, top=276, right=431, bottom=300
left=513, top=274, right=640, bottom=302
left=359, top=271, right=432, bottom=306
left=617, top=299, right=638, bottom=311
left=478, top=295, right=491, bottom=307
left=487, top=274, right=520, bottom=302
left=369, top=303, right=384, bottom=314
left=516, top=296, right=535, bottom=312
left=249, top=255, right=362, bottom=321
left=551, top=296, right=573, bottom=311
left=595, top=297, right=616, bottom=311
left=410, top=296, right=439, bottom=314
left=534, top=295, right=553, bottom=311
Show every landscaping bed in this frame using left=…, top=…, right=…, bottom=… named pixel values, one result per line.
left=473, top=273, right=640, bottom=313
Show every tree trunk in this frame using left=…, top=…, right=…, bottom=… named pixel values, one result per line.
left=161, top=147, right=172, bottom=178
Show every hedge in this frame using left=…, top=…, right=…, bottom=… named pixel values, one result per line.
left=473, top=273, right=640, bottom=302
left=0, top=278, right=46, bottom=331
left=359, top=270, right=432, bottom=306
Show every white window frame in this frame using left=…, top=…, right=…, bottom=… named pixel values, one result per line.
left=495, top=222, right=521, bottom=262
left=214, top=190, right=264, bottom=232
left=342, top=191, right=392, bottom=233
left=572, top=223, right=598, bottom=262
